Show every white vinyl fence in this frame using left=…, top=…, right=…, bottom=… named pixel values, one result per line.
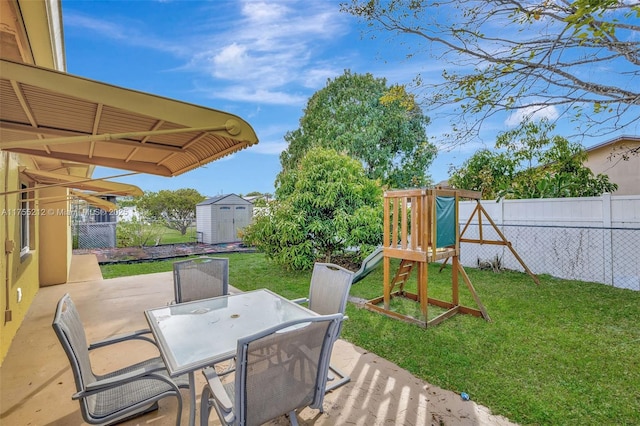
left=457, top=194, right=640, bottom=291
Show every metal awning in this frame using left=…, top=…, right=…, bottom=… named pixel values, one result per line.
left=69, top=190, right=117, bottom=212
left=0, top=59, right=259, bottom=176
left=20, top=168, right=143, bottom=196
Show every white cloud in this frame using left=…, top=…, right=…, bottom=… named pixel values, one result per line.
left=505, top=105, right=559, bottom=127
left=64, top=13, right=189, bottom=56
left=212, top=43, right=251, bottom=76
left=249, top=140, right=288, bottom=155
left=65, top=2, right=351, bottom=105
left=302, top=67, right=340, bottom=88
left=65, top=14, right=125, bottom=38
left=195, top=0, right=350, bottom=102
left=70, top=0, right=464, bottom=114
left=242, top=1, right=289, bottom=23
left=206, top=85, right=308, bottom=105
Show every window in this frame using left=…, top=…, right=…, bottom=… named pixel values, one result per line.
left=20, top=183, right=29, bottom=255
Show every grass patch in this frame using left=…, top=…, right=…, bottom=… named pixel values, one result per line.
left=101, top=253, right=640, bottom=425
left=158, top=226, right=197, bottom=244
left=116, top=223, right=197, bottom=247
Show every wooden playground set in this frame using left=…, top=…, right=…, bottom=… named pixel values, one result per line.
left=364, top=188, right=538, bottom=327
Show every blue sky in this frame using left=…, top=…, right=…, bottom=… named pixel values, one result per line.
left=61, top=0, right=638, bottom=198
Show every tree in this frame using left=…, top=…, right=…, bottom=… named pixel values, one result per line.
left=343, top=0, right=640, bottom=146
left=243, top=147, right=383, bottom=271
left=449, top=121, right=618, bottom=198
left=448, top=149, right=515, bottom=199
left=136, top=188, right=205, bottom=235
left=116, top=217, right=164, bottom=248
left=279, top=70, right=436, bottom=189
left=116, top=196, right=137, bottom=208
left=498, top=121, right=618, bottom=198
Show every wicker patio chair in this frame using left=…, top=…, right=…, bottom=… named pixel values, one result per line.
left=173, top=256, right=229, bottom=303
left=200, top=313, right=343, bottom=426
left=292, top=262, right=355, bottom=392
left=52, top=293, right=188, bottom=426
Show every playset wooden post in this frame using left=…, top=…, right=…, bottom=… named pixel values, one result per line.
left=365, top=188, right=492, bottom=327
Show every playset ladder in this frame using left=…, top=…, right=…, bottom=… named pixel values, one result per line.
left=390, top=259, right=415, bottom=294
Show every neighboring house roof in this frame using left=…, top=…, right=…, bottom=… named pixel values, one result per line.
left=583, top=135, right=640, bottom=196
left=434, top=180, right=451, bottom=189
left=243, top=195, right=270, bottom=203
left=197, top=194, right=251, bottom=206
left=0, top=59, right=259, bottom=177
left=585, top=135, right=640, bottom=153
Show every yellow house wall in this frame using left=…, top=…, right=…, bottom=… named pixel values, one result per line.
left=1, top=0, right=68, bottom=365
left=584, top=139, right=640, bottom=196
left=39, top=186, right=72, bottom=286
left=0, top=152, right=41, bottom=362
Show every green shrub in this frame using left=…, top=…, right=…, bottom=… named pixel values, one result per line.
left=243, top=148, right=383, bottom=270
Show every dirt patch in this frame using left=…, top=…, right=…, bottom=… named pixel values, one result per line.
left=325, top=254, right=362, bottom=272
left=73, top=242, right=256, bottom=264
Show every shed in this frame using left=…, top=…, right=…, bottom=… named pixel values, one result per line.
left=196, top=194, right=253, bottom=244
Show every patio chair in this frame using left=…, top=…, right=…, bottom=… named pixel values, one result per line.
left=173, top=256, right=229, bottom=303
left=52, top=293, right=188, bottom=426
left=200, top=313, right=343, bottom=426
left=293, top=262, right=355, bottom=392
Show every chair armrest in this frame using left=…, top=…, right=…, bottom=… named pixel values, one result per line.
left=202, top=367, right=233, bottom=413
left=88, top=329, right=157, bottom=350
left=75, top=360, right=173, bottom=397
left=291, top=297, right=308, bottom=305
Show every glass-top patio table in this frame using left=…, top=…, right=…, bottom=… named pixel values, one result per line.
left=144, top=288, right=319, bottom=425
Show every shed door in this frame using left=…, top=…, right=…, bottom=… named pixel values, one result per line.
left=216, top=206, right=235, bottom=242
left=234, top=206, right=251, bottom=236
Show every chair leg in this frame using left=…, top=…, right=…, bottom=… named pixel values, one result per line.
left=200, top=386, right=212, bottom=426
left=175, top=392, right=183, bottom=426
left=325, top=363, right=350, bottom=393
left=288, top=410, right=300, bottom=426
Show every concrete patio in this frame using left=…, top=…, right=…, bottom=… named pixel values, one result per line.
left=0, top=255, right=517, bottom=425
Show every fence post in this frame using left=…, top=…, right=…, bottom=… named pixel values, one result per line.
left=602, top=193, right=613, bottom=286
left=495, top=198, right=504, bottom=225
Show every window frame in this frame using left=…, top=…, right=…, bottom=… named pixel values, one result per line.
left=19, top=182, right=30, bottom=256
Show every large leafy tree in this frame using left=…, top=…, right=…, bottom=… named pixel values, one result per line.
left=279, top=70, right=436, bottom=189
left=448, top=150, right=516, bottom=199
left=449, top=122, right=618, bottom=199
left=343, top=1, right=640, bottom=147
left=136, top=188, right=205, bottom=235
left=243, top=147, right=383, bottom=271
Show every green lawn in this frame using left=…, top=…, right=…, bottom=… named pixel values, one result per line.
left=118, top=225, right=197, bottom=245
left=157, top=226, right=197, bottom=244
left=101, top=253, right=640, bottom=425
